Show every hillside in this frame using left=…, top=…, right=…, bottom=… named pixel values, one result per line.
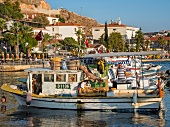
left=59, top=9, right=101, bottom=34
left=0, top=0, right=101, bottom=34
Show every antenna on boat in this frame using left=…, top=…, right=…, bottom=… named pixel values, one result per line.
left=140, top=55, right=144, bottom=88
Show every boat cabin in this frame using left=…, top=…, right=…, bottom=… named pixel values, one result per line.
left=26, top=68, right=85, bottom=97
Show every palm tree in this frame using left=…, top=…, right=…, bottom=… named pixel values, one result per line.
left=158, top=36, right=166, bottom=50
left=42, top=33, right=52, bottom=52
left=144, top=40, right=151, bottom=51
left=0, top=18, right=7, bottom=43
left=75, top=29, right=83, bottom=52
left=4, top=22, right=38, bottom=56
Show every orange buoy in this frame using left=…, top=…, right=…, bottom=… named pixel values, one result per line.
left=158, top=78, right=163, bottom=98
left=1, top=95, right=6, bottom=103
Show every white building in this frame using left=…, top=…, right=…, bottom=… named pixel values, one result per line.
left=92, top=18, right=139, bottom=42
left=47, top=17, right=59, bottom=25
left=45, top=22, right=85, bottom=41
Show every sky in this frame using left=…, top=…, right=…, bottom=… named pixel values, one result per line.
left=46, top=0, right=170, bottom=33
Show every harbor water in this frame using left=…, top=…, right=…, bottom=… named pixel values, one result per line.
left=0, top=61, right=170, bottom=127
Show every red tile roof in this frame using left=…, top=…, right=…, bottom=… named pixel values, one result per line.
left=98, top=22, right=127, bottom=27
left=146, top=36, right=170, bottom=41
left=88, top=44, right=102, bottom=48
left=47, top=22, right=83, bottom=27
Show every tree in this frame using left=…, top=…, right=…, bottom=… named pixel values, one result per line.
left=167, top=33, right=170, bottom=37
left=42, top=33, right=52, bottom=52
left=99, top=33, right=105, bottom=45
left=167, top=40, right=170, bottom=53
left=0, top=0, right=23, bottom=20
left=60, top=37, right=79, bottom=51
left=0, top=18, right=7, bottom=31
left=134, top=28, right=144, bottom=51
left=158, top=36, right=166, bottom=50
left=56, top=15, right=65, bottom=23
left=104, top=21, right=108, bottom=52
left=4, top=22, right=38, bottom=55
left=75, top=29, right=83, bottom=51
left=32, top=14, right=49, bottom=27
left=5, top=22, right=22, bottom=54
left=144, top=40, right=151, bottom=51
left=108, top=32, right=124, bottom=52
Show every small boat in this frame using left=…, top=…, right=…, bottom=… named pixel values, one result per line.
left=1, top=51, right=165, bottom=112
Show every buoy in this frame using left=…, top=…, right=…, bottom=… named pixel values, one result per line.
left=26, top=91, right=32, bottom=106
left=1, top=95, right=6, bottom=103
left=158, top=78, right=163, bottom=98
left=133, top=91, right=137, bottom=104
left=1, top=105, right=6, bottom=113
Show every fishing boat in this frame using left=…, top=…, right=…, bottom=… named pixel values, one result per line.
left=1, top=51, right=165, bottom=112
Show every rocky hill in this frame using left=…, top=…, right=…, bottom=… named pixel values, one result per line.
left=59, top=9, right=101, bottom=35
left=0, top=0, right=101, bottom=34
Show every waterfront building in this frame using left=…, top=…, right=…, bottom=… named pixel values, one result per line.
left=92, top=18, right=139, bottom=44
left=45, top=22, right=85, bottom=41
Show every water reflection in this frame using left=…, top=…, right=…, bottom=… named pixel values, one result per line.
left=1, top=105, right=6, bottom=113
left=1, top=106, right=164, bottom=127
left=0, top=63, right=169, bottom=127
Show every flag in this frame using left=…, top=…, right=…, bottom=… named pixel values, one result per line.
left=35, top=30, right=43, bottom=41
left=84, top=38, right=89, bottom=47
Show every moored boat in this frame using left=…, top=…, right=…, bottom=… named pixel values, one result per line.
left=1, top=51, right=165, bottom=112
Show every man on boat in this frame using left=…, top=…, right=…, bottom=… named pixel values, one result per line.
left=116, top=63, right=126, bottom=80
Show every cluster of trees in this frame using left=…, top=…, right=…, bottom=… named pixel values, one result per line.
left=99, top=22, right=170, bottom=53
left=1, top=0, right=169, bottom=58
left=99, top=22, right=145, bottom=52
left=99, top=23, right=146, bottom=52
left=0, top=0, right=88, bottom=57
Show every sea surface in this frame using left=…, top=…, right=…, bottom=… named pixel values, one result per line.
left=0, top=61, right=170, bottom=127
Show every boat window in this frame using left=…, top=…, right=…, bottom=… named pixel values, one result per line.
left=44, top=74, right=54, bottom=82
left=80, top=72, right=85, bottom=81
left=56, top=74, right=66, bottom=82
left=68, top=74, right=77, bottom=82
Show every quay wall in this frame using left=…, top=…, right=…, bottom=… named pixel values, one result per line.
left=0, top=59, right=169, bottom=72
left=142, top=59, right=170, bottom=62
left=0, top=64, right=50, bottom=72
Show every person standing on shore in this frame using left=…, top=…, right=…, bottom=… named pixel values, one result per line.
left=116, top=63, right=126, bottom=80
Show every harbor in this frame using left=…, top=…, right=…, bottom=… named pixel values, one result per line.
left=0, top=58, right=169, bottom=72
left=0, top=60, right=169, bottom=127
left=0, top=0, right=170, bottom=126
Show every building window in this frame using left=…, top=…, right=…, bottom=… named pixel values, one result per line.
left=52, top=28, right=54, bottom=31
left=74, top=28, right=77, bottom=32
left=44, top=74, right=54, bottom=82
left=56, top=74, right=66, bottom=82
left=95, top=29, right=100, bottom=31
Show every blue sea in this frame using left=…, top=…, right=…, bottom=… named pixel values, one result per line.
left=0, top=61, right=170, bottom=127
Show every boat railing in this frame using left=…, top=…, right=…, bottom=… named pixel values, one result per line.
left=50, top=59, right=81, bottom=71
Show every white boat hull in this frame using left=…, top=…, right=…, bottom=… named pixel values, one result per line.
left=13, top=94, right=162, bottom=112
